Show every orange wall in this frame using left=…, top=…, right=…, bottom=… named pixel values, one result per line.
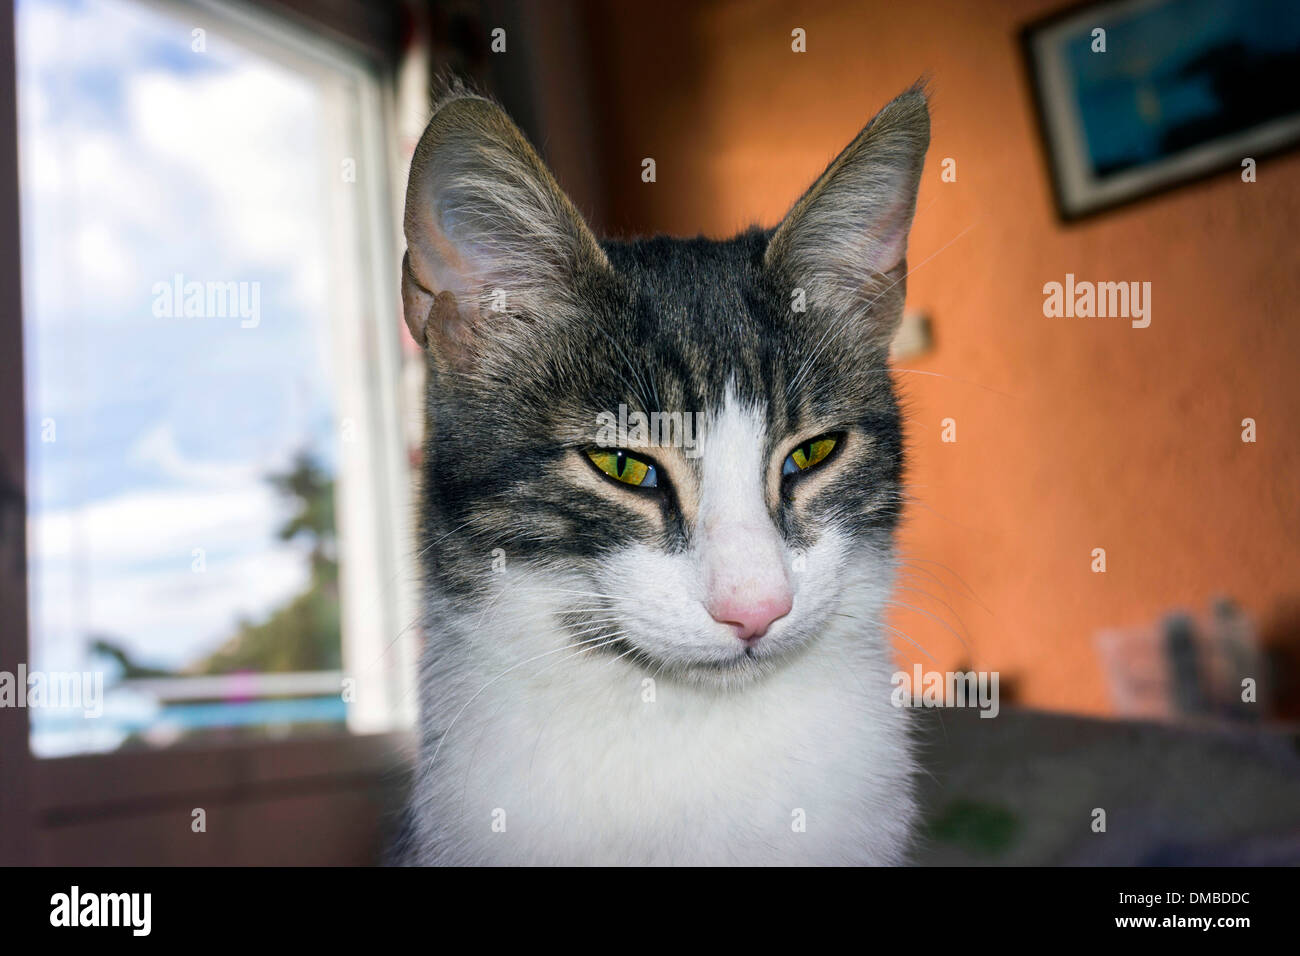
left=569, top=0, right=1300, bottom=714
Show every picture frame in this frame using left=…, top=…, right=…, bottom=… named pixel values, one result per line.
left=1022, top=0, right=1300, bottom=220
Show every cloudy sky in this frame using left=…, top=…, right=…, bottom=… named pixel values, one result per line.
left=18, top=0, right=344, bottom=679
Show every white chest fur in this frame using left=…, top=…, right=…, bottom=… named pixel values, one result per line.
left=413, top=619, right=915, bottom=866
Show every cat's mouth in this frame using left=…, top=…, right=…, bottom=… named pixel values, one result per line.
left=555, top=600, right=822, bottom=687
left=589, top=631, right=806, bottom=687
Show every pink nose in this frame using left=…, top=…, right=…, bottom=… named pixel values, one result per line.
left=708, top=594, right=793, bottom=642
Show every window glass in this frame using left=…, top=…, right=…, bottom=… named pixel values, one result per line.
left=16, top=0, right=405, bottom=755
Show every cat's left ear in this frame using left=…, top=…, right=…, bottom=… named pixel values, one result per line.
left=765, top=87, right=929, bottom=345
left=401, top=93, right=608, bottom=365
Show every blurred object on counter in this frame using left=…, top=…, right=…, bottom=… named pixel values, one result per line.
left=1095, top=596, right=1281, bottom=724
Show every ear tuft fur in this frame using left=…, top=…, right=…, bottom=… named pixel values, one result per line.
left=402, top=86, right=608, bottom=368
left=765, top=86, right=931, bottom=347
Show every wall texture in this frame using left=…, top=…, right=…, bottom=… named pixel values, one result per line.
left=556, top=0, right=1300, bottom=715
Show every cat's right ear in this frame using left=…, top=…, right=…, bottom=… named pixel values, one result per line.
left=401, top=94, right=608, bottom=366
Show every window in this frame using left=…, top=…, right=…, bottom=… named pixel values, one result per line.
left=15, top=0, right=416, bottom=758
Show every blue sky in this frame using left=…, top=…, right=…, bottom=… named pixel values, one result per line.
left=18, top=0, right=343, bottom=675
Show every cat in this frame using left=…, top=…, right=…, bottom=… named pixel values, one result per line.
left=399, top=82, right=930, bottom=865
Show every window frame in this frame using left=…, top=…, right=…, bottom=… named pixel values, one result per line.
left=1, top=0, right=418, bottom=865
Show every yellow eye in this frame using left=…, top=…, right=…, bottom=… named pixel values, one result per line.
left=586, top=449, right=658, bottom=488
left=782, top=436, right=837, bottom=475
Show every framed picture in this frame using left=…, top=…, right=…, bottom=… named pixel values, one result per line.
left=1023, top=0, right=1300, bottom=220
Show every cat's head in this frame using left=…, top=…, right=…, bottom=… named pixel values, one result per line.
left=403, top=87, right=928, bottom=685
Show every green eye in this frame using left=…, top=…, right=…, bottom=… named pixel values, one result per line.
left=586, top=449, right=658, bottom=488
left=782, top=436, right=837, bottom=476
